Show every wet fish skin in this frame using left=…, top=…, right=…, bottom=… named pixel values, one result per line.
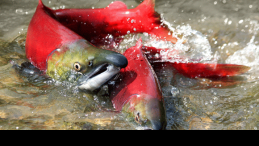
left=51, top=0, right=178, bottom=45
left=109, top=39, right=166, bottom=130
left=25, top=0, right=128, bottom=91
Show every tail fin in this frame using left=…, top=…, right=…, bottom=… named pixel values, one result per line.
left=172, top=63, right=251, bottom=78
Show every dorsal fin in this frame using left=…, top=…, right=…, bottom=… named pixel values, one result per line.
left=106, top=1, right=127, bottom=10
left=135, top=0, right=155, bottom=12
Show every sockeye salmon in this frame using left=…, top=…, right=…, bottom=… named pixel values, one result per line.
left=26, top=0, right=128, bottom=91
left=109, top=39, right=166, bottom=130
left=50, top=0, right=250, bottom=78
left=50, top=0, right=177, bottom=45
left=24, top=0, right=250, bottom=130
left=25, top=0, right=166, bottom=130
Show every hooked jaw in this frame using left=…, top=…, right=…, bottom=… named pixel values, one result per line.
left=46, top=39, right=128, bottom=91
left=78, top=63, right=120, bottom=91
left=105, top=53, right=128, bottom=68
left=77, top=47, right=128, bottom=91
left=122, top=94, right=166, bottom=130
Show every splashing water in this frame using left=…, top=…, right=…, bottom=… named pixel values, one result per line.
left=225, top=20, right=259, bottom=80
left=2, top=0, right=259, bottom=130
left=118, top=20, right=214, bottom=64
left=160, top=23, right=214, bottom=63
left=226, top=36, right=259, bottom=70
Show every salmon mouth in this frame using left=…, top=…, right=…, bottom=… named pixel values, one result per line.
left=78, top=64, right=120, bottom=91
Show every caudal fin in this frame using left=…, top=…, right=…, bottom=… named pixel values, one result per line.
left=171, top=63, right=251, bottom=78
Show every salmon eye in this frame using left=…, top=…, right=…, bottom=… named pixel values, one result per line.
left=74, top=62, right=81, bottom=71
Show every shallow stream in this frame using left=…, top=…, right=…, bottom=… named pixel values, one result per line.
left=1, top=0, right=259, bottom=130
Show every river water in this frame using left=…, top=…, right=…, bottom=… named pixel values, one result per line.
left=1, top=0, right=259, bottom=130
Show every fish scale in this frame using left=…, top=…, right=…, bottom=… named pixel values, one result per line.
left=24, top=0, right=251, bottom=130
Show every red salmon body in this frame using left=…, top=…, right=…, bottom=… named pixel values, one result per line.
left=26, top=0, right=177, bottom=71
left=109, top=39, right=166, bottom=130
left=52, top=0, right=177, bottom=45
left=110, top=39, right=162, bottom=110
left=25, top=0, right=166, bottom=129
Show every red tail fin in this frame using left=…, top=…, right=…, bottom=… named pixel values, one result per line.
left=142, top=46, right=250, bottom=78
left=171, top=63, right=251, bottom=78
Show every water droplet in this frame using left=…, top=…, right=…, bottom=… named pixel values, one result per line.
left=154, top=53, right=160, bottom=59
left=60, top=5, right=66, bottom=9
left=224, top=18, right=228, bottom=24
left=171, top=87, right=180, bottom=96
left=15, top=9, right=25, bottom=15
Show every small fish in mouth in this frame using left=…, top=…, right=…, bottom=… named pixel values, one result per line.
left=77, top=64, right=121, bottom=91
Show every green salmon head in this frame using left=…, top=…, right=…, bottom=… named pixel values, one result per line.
left=122, top=94, right=167, bottom=130
left=47, top=39, right=128, bottom=91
